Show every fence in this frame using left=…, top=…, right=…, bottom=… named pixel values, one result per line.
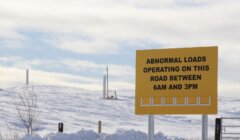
left=215, top=117, right=240, bottom=140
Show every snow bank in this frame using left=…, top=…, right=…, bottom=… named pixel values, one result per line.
left=19, top=134, right=43, bottom=140
left=99, top=129, right=147, bottom=140
left=20, top=129, right=183, bottom=140
left=46, top=130, right=99, bottom=140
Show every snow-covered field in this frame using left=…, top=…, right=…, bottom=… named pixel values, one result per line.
left=0, top=85, right=240, bottom=139
left=19, top=129, right=183, bottom=140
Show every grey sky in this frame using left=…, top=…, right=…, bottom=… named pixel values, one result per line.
left=0, top=0, right=240, bottom=96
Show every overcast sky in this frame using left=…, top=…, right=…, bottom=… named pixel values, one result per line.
left=0, top=0, right=240, bottom=96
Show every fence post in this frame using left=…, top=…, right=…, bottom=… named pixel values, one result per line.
left=58, top=123, right=64, bottom=132
left=215, top=118, right=222, bottom=140
left=98, top=121, right=102, bottom=133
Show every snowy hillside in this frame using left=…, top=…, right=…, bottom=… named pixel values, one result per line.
left=0, top=85, right=239, bottom=139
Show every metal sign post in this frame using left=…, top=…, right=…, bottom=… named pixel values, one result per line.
left=135, top=47, right=218, bottom=140
left=26, top=69, right=29, bottom=85
left=202, top=115, right=208, bottom=140
left=148, top=115, right=154, bottom=140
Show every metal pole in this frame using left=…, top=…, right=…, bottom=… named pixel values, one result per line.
left=114, top=90, right=117, bottom=99
left=106, top=66, right=109, bottom=98
left=103, top=75, right=106, bottom=99
left=202, top=115, right=208, bottom=140
left=215, top=118, right=222, bottom=140
left=220, top=117, right=222, bottom=140
left=148, top=115, right=154, bottom=140
left=26, top=69, right=29, bottom=85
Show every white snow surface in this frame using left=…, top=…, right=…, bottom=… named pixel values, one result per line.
left=0, top=85, right=239, bottom=139
left=19, top=129, right=182, bottom=140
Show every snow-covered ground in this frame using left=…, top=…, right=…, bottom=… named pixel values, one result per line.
left=19, top=129, right=183, bottom=140
left=0, top=85, right=240, bottom=139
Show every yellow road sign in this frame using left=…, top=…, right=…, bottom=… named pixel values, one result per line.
left=135, top=46, right=218, bottom=114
